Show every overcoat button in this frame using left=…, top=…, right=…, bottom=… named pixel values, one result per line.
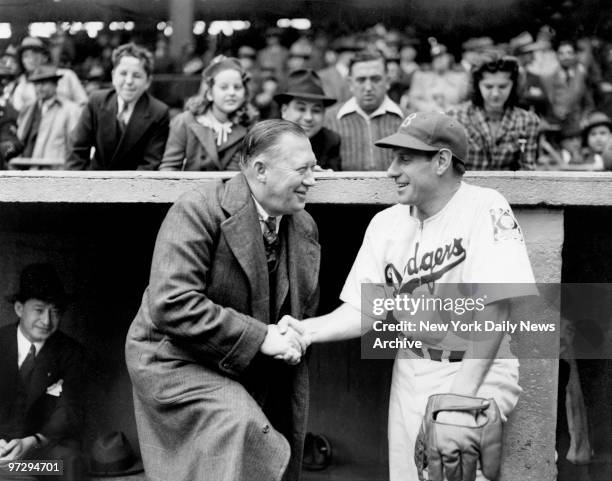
left=262, top=424, right=270, bottom=434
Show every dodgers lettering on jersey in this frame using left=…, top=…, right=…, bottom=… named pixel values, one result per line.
left=340, top=182, right=536, bottom=350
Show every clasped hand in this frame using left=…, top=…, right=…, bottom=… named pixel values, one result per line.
left=260, top=315, right=310, bottom=365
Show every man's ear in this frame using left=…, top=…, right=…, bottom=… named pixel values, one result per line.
left=435, top=149, right=453, bottom=175
left=252, top=157, right=267, bottom=182
left=14, top=301, right=23, bottom=319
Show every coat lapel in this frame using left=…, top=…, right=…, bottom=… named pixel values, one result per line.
left=112, top=93, right=152, bottom=165
left=26, top=334, right=57, bottom=409
left=217, top=125, right=247, bottom=169
left=100, top=92, right=121, bottom=163
left=186, top=116, right=221, bottom=168
left=221, top=174, right=270, bottom=323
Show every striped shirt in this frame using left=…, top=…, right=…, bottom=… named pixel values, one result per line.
left=325, top=96, right=404, bottom=171
left=448, top=102, right=539, bottom=171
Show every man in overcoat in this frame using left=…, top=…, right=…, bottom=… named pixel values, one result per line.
left=125, top=119, right=320, bottom=481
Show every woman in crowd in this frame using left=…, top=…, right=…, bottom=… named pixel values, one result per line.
left=562, top=111, right=612, bottom=170
left=159, top=56, right=255, bottom=171
left=449, top=54, right=539, bottom=170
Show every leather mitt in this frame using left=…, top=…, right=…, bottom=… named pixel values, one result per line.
left=414, top=393, right=502, bottom=481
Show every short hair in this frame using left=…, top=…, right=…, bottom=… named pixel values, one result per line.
left=111, top=43, right=154, bottom=77
left=470, top=54, right=519, bottom=109
left=239, top=120, right=307, bottom=167
left=349, top=49, right=387, bottom=76
left=556, top=39, right=576, bottom=52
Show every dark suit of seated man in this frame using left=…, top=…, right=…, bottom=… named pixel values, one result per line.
left=67, top=42, right=169, bottom=170
left=0, top=263, right=85, bottom=481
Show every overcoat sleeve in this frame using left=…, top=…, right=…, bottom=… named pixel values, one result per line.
left=146, top=188, right=268, bottom=377
left=159, top=112, right=188, bottom=171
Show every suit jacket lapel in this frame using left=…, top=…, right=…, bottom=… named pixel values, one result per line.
left=26, top=335, right=57, bottom=409
left=100, top=92, right=121, bottom=163
left=186, top=115, right=220, bottom=168
left=112, top=93, right=152, bottom=166
left=221, top=174, right=270, bottom=323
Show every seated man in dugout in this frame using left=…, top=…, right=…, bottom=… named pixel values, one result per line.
left=0, top=263, right=86, bottom=481
left=67, top=42, right=169, bottom=170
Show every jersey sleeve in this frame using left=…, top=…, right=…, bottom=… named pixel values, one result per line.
left=339, top=216, right=387, bottom=311
left=462, top=190, right=537, bottom=303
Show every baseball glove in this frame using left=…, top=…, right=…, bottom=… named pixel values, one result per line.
left=414, top=393, right=502, bottom=481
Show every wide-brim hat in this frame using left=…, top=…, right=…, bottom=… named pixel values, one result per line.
left=274, top=68, right=336, bottom=106
left=28, top=64, right=63, bottom=83
left=7, top=263, right=70, bottom=307
left=18, top=36, right=49, bottom=56
left=88, top=431, right=144, bottom=477
left=375, top=111, right=468, bottom=164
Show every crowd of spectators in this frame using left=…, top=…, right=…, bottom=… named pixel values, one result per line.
left=1, top=23, right=612, bottom=172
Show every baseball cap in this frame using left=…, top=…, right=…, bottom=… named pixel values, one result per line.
left=375, top=111, right=468, bottom=164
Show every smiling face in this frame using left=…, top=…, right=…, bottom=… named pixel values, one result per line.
left=386, top=148, right=440, bottom=207
left=206, top=68, right=246, bottom=121
left=15, top=298, right=61, bottom=343
left=256, top=133, right=317, bottom=215
left=478, top=71, right=513, bottom=112
left=21, top=49, right=46, bottom=73
left=281, top=97, right=325, bottom=138
left=588, top=125, right=611, bottom=154
left=112, top=55, right=151, bottom=104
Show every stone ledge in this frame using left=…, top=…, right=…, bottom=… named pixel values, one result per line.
left=0, top=171, right=610, bottom=205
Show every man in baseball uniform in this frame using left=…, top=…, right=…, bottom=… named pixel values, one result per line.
left=281, top=111, right=537, bottom=481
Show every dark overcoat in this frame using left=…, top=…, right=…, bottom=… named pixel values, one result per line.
left=125, top=173, right=320, bottom=481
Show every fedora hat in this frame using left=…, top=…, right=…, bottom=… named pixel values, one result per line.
left=274, top=69, right=336, bottom=107
left=8, top=263, right=70, bottom=307
left=18, top=36, right=49, bottom=56
left=28, top=64, right=63, bottom=83
left=88, top=431, right=144, bottom=477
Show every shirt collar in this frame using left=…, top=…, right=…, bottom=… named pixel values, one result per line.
left=251, top=195, right=282, bottom=233
left=17, top=324, right=45, bottom=365
left=337, top=95, right=403, bottom=120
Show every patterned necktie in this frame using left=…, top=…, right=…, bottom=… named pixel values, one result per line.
left=262, top=216, right=279, bottom=270
left=20, top=343, right=36, bottom=385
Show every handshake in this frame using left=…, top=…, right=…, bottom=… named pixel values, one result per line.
left=260, top=315, right=311, bottom=365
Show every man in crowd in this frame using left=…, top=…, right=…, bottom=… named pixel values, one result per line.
left=317, top=37, right=358, bottom=104
left=541, top=39, right=594, bottom=137
left=276, top=69, right=341, bottom=170
left=68, top=42, right=169, bottom=170
left=281, top=112, right=536, bottom=481
left=0, top=263, right=86, bottom=480
left=11, top=36, right=86, bottom=113
left=0, top=65, right=22, bottom=168
left=17, top=65, right=81, bottom=162
left=125, top=120, right=319, bottom=481
left=325, top=49, right=404, bottom=170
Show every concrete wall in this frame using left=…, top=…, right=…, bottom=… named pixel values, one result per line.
left=0, top=171, right=596, bottom=480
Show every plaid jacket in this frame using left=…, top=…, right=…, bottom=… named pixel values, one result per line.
left=448, top=102, right=539, bottom=171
